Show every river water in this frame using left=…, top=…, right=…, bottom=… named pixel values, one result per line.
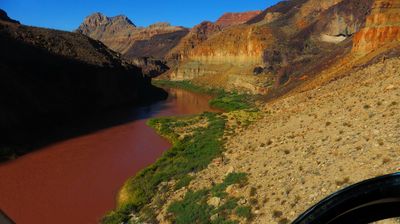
left=0, top=88, right=218, bottom=224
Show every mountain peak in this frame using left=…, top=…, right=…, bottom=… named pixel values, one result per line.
left=76, top=13, right=136, bottom=36
left=110, top=15, right=136, bottom=27
left=79, top=12, right=136, bottom=30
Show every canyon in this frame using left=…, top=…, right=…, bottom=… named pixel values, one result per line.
left=52, top=0, right=400, bottom=96
left=166, top=0, right=376, bottom=94
left=135, top=1, right=400, bottom=223
left=0, top=11, right=166, bottom=160
left=1, top=0, right=400, bottom=223
left=92, top=0, right=400, bottom=223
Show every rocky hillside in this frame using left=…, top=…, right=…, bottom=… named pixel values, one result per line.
left=215, top=11, right=262, bottom=28
left=145, top=1, right=400, bottom=223
left=76, top=13, right=189, bottom=59
left=0, top=11, right=167, bottom=160
left=157, top=55, right=400, bottom=224
left=166, top=0, right=377, bottom=94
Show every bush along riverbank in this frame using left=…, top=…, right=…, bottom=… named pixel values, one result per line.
left=102, top=81, right=262, bottom=224
left=153, top=80, right=257, bottom=112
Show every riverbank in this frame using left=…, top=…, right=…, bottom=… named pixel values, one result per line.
left=0, top=88, right=216, bottom=224
left=102, top=81, right=262, bottom=223
left=0, top=85, right=167, bottom=162
left=153, top=80, right=257, bottom=112
left=106, top=57, right=400, bottom=224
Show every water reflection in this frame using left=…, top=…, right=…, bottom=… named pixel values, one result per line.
left=0, top=88, right=217, bottom=224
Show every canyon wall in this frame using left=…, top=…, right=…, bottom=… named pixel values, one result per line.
left=168, top=0, right=365, bottom=93
left=175, top=0, right=384, bottom=94
left=353, top=0, right=400, bottom=54
left=167, top=21, right=222, bottom=61
left=169, top=24, right=274, bottom=93
left=0, top=13, right=166, bottom=159
left=215, top=11, right=262, bottom=28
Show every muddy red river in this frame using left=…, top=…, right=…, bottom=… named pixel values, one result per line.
left=0, top=88, right=217, bottom=224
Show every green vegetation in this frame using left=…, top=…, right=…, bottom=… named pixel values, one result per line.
left=102, top=204, right=133, bottom=224
left=211, top=172, right=248, bottom=198
left=153, top=80, right=255, bottom=112
left=209, top=93, right=251, bottom=112
left=174, top=175, right=195, bottom=190
left=235, top=206, right=252, bottom=219
left=102, top=112, right=227, bottom=223
left=168, top=172, right=249, bottom=224
left=102, top=81, right=261, bottom=223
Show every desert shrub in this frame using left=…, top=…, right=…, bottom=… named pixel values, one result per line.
left=168, top=173, right=248, bottom=224
left=235, top=206, right=252, bottom=219
left=175, top=175, right=195, bottom=190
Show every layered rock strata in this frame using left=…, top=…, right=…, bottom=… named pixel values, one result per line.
left=353, top=0, right=400, bottom=54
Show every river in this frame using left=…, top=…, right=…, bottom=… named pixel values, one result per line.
left=0, top=88, right=218, bottom=224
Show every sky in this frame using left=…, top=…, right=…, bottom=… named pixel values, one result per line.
left=0, top=0, right=281, bottom=31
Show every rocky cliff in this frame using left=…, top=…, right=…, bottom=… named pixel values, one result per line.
left=167, top=0, right=375, bottom=93
left=0, top=13, right=167, bottom=160
left=167, top=21, right=222, bottom=61
left=353, top=0, right=400, bottom=54
left=215, top=11, right=262, bottom=28
left=127, top=57, right=169, bottom=78
left=169, top=24, right=275, bottom=93
left=76, top=13, right=189, bottom=59
left=166, top=0, right=346, bottom=92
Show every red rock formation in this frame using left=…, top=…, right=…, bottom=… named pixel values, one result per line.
left=168, top=21, right=222, bottom=61
left=353, top=0, right=400, bottom=54
left=216, top=11, right=262, bottom=28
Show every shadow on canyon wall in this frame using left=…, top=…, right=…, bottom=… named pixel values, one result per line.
left=0, top=19, right=168, bottom=161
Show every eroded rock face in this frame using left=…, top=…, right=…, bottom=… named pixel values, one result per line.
left=165, top=0, right=397, bottom=94
left=170, top=24, right=274, bottom=83
left=128, top=57, right=169, bottom=78
left=168, top=0, right=356, bottom=93
left=316, top=0, right=374, bottom=38
left=76, top=13, right=189, bottom=59
left=168, top=21, right=222, bottom=61
left=215, top=11, right=262, bottom=28
left=353, top=0, right=400, bottom=54
left=77, top=13, right=136, bottom=53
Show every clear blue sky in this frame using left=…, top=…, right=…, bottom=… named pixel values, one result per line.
left=0, top=0, right=281, bottom=31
